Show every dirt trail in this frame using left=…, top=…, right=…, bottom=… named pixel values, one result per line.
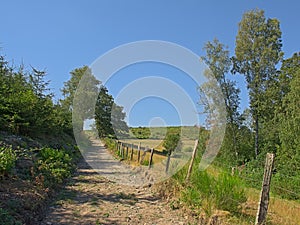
left=41, top=140, right=197, bottom=225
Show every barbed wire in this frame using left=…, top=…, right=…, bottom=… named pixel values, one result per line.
left=272, top=172, right=300, bottom=182
left=270, top=185, right=300, bottom=198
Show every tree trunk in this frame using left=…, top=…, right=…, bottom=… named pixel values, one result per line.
left=255, top=114, right=259, bottom=158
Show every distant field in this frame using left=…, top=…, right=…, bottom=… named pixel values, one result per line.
left=119, top=138, right=197, bottom=152
left=128, top=126, right=203, bottom=140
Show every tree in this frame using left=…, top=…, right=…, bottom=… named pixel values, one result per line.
left=94, top=85, right=129, bottom=139
left=276, top=53, right=300, bottom=176
left=111, top=104, right=129, bottom=138
left=94, top=86, right=115, bottom=138
left=131, top=127, right=151, bottom=139
left=232, top=9, right=283, bottom=157
left=201, top=39, right=241, bottom=160
left=61, top=66, right=100, bottom=132
left=29, top=67, right=52, bottom=99
left=163, top=132, right=181, bottom=155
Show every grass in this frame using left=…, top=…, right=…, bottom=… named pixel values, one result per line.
left=243, top=188, right=300, bottom=225
left=105, top=136, right=300, bottom=224
left=166, top=161, right=300, bottom=225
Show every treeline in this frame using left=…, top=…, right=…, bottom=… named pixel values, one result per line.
left=200, top=9, right=299, bottom=199
left=0, top=56, right=72, bottom=137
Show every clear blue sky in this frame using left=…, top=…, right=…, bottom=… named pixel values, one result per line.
left=1, top=1, right=299, bottom=127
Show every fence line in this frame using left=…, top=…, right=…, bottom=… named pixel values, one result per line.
left=116, top=140, right=168, bottom=157
left=105, top=139, right=300, bottom=224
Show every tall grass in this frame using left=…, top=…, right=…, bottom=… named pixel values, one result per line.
left=177, top=168, right=246, bottom=216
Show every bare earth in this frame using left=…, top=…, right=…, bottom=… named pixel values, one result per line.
left=41, top=140, right=197, bottom=225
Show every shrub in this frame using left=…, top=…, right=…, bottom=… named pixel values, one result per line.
left=36, top=147, right=74, bottom=187
left=0, top=146, right=17, bottom=176
left=0, top=208, right=22, bottom=225
left=103, top=137, right=117, bottom=151
left=140, top=159, right=149, bottom=166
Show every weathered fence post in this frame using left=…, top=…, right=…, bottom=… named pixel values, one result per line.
left=148, top=148, right=154, bottom=169
left=137, top=142, right=141, bottom=163
left=125, top=145, right=129, bottom=159
left=186, top=139, right=199, bottom=182
left=255, top=153, right=275, bottom=225
left=140, top=146, right=148, bottom=164
left=114, top=140, right=118, bottom=151
left=120, top=142, right=124, bottom=159
left=130, top=143, right=134, bottom=161
left=165, top=151, right=171, bottom=173
left=118, top=142, right=120, bottom=157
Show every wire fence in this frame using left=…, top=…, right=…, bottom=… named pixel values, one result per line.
left=105, top=138, right=300, bottom=224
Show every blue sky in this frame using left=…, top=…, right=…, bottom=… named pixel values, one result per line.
left=1, top=1, right=299, bottom=127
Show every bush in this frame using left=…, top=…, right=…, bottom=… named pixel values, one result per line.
left=36, top=147, right=74, bottom=187
left=103, top=137, right=117, bottom=150
left=140, top=159, right=149, bottom=166
left=0, top=146, right=17, bottom=176
left=0, top=208, right=22, bottom=225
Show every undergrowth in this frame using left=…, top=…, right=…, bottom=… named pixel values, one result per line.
left=179, top=169, right=246, bottom=216
left=0, top=146, right=17, bottom=176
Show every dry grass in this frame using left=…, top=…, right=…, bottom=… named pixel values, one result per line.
left=120, top=138, right=165, bottom=150
left=122, top=148, right=167, bottom=166
left=199, top=164, right=300, bottom=224
left=116, top=138, right=300, bottom=224
left=243, top=188, right=300, bottom=225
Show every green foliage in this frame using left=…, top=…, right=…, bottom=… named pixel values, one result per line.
left=182, top=170, right=246, bottom=214
left=0, top=146, right=17, bottom=175
left=103, top=137, right=117, bottom=152
left=214, top=173, right=247, bottom=212
left=163, top=132, right=181, bottom=154
left=36, top=148, right=74, bottom=187
left=140, top=159, right=149, bottom=166
left=277, top=53, right=300, bottom=165
left=0, top=208, right=22, bottom=225
left=232, top=9, right=283, bottom=157
left=272, top=171, right=300, bottom=200
left=130, top=127, right=151, bottom=139
left=0, top=54, right=74, bottom=137
left=95, top=86, right=128, bottom=138
left=201, top=38, right=241, bottom=126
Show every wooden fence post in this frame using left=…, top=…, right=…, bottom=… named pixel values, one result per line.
left=148, top=148, right=154, bottom=169
left=117, top=141, right=121, bottom=155
left=130, top=143, right=134, bottom=161
left=186, top=139, right=199, bottom=182
left=165, top=151, right=171, bottom=173
left=255, top=153, right=275, bottom=225
left=120, top=142, right=124, bottom=159
left=140, top=147, right=148, bottom=164
left=125, top=145, right=129, bottom=159
left=137, top=142, right=141, bottom=163
left=114, top=140, right=117, bottom=151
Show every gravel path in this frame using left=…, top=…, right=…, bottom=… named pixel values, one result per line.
left=41, top=140, right=198, bottom=225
